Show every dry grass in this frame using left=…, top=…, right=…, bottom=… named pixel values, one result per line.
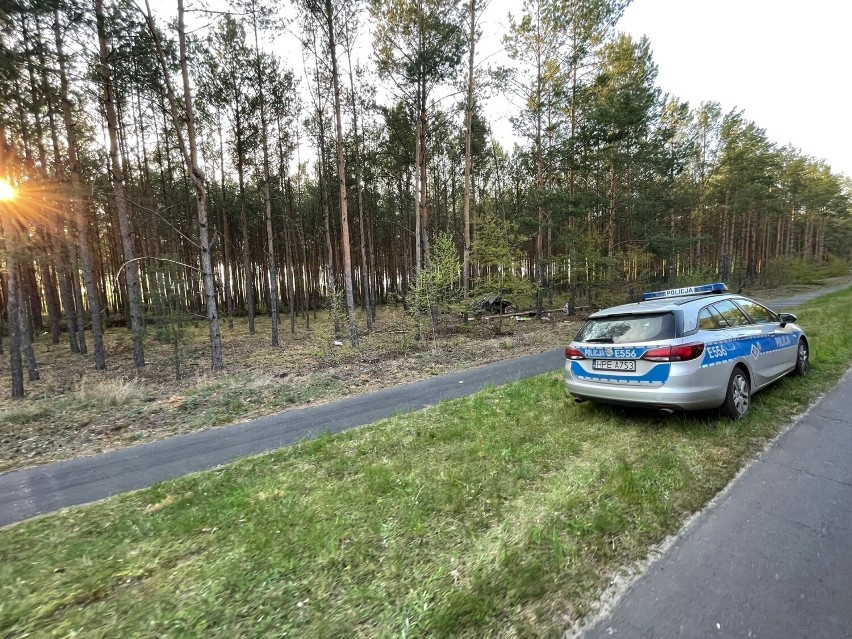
left=74, top=376, right=145, bottom=407
left=0, top=306, right=580, bottom=472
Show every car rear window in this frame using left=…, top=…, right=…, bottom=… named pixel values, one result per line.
left=576, top=312, right=676, bottom=344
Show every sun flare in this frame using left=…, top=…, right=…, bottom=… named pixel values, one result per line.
left=0, top=179, right=15, bottom=201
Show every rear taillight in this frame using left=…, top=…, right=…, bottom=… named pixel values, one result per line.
left=565, top=347, right=585, bottom=360
left=641, top=343, right=705, bottom=362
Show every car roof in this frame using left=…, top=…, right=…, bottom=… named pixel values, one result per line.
left=588, top=293, right=734, bottom=318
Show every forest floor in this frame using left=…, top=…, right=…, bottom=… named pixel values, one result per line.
left=0, top=277, right=848, bottom=474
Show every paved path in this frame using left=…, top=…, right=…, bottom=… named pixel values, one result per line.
left=2, top=281, right=849, bottom=528
left=753, top=279, right=852, bottom=308
left=0, top=350, right=563, bottom=527
left=579, top=368, right=852, bottom=639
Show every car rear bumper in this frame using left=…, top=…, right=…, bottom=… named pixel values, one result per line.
left=565, top=364, right=727, bottom=411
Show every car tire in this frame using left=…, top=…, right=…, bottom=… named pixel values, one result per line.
left=721, top=367, right=750, bottom=420
left=793, top=339, right=809, bottom=377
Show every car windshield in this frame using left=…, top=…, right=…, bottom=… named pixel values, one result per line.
left=576, top=312, right=676, bottom=344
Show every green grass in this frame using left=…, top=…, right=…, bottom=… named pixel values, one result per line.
left=2, top=289, right=851, bottom=638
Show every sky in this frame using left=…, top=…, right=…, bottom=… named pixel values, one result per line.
left=602, top=0, right=851, bottom=176
left=155, top=0, right=851, bottom=178
left=475, top=0, right=851, bottom=177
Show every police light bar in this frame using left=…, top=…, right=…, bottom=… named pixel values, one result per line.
left=640, top=282, right=728, bottom=301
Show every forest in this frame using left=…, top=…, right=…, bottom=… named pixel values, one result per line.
left=0, top=0, right=850, bottom=398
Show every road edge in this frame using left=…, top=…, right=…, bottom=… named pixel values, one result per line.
left=561, top=365, right=852, bottom=639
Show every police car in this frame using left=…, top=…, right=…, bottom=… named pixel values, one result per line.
left=564, top=283, right=809, bottom=419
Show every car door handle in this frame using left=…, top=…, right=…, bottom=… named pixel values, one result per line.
left=736, top=333, right=748, bottom=338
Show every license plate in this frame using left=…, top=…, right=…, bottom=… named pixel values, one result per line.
left=592, top=359, right=636, bottom=372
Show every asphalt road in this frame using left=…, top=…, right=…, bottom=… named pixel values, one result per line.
left=578, top=368, right=852, bottom=639
left=753, top=279, right=852, bottom=309
left=1, top=280, right=849, bottom=529
left=0, top=348, right=564, bottom=527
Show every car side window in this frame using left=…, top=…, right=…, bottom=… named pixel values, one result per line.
left=709, top=306, right=729, bottom=327
left=735, top=299, right=777, bottom=324
left=712, top=300, right=751, bottom=327
left=697, top=307, right=719, bottom=330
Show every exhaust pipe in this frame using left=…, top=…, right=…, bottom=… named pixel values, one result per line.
left=574, top=398, right=587, bottom=404
left=658, top=408, right=675, bottom=416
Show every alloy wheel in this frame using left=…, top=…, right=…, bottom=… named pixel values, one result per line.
left=797, top=342, right=809, bottom=375
left=732, top=373, right=750, bottom=416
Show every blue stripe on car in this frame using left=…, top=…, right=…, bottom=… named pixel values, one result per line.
left=702, top=331, right=801, bottom=368
left=570, top=361, right=671, bottom=386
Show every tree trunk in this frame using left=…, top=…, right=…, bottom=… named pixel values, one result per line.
left=178, top=0, right=223, bottom=369
left=1, top=217, right=25, bottom=398
left=96, top=0, right=144, bottom=367
left=418, top=105, right=431, bottom=269
left=37, top=237, right=61, bottom=345
left=39, top=16, right=79, bottom=352
left=65, top=242, right=85, bottom=353
left=250, top=1, right=279, bottom=347
left=462, top=0, right=476, bottom=300
left=324, top=0, right=358, bottom=347
left=235, top=110, right=254, bottom=333
left=216, top=111, right=234, bottom=329
left=414, top=117, right=422, bottom=278
left=315, top=102, right=339, bottom=337
left=344, top=31, right=373, bottom=330
left=144, top=0, right=223, bottom=370
left=17, top=262, right=40, bottom=381
left=534, top=35, right=544, bottom=318
left=23, top=30, right=62, bottom=344
left=55, top=7, right=106, bottom=369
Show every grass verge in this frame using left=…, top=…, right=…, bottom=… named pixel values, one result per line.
left=2, top=289, right=851, bottom=638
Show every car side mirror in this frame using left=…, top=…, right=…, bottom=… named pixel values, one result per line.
left=778, top=312, right=797, bottom=327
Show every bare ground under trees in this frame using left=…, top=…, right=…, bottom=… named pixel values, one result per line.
left=0, top=305, right=582, bottom=473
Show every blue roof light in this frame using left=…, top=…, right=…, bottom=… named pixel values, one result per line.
left=640, top=282, right=728, bottom=302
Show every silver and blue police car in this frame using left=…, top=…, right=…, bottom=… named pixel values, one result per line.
left=564, top=283, right=809, bottom=419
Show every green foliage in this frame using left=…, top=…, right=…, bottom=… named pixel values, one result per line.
left=823, top=255, right=851, bottom=277
left=324, top=284, right=346, bottom=341
left=588, top=35, right=659, bottom=147
left=429, top=231, right=463, bottom=307
left=470, top=211, right=525, bottom=269
left=371, top=0, right=465, bottom=95
left=472, top=273, right=533, bottom=309
left=406, top=232, right=463, bottom=323
left=761, top=257, right=850, bottom=288
left=673, top=268, right=723, bottom=288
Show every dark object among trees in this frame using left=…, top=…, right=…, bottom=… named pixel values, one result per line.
left=472, top=294, right=516, bottom=316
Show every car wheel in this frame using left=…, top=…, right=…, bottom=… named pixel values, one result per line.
left=793, top=339, right=809, bottom=376
left=721, top=367, right=750, bottom=420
